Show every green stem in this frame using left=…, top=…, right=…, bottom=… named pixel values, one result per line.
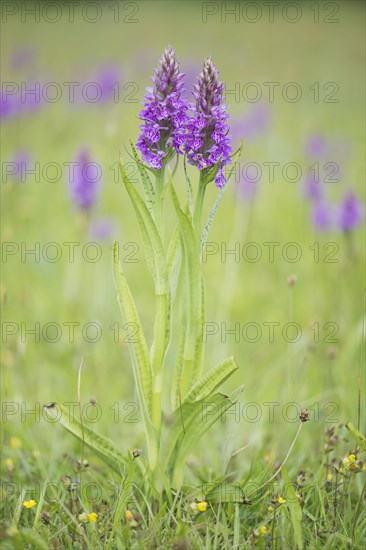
left=151, top=371, right=162, bottom=437
left=149, top=168, right=167, bottom=452
left=155, top=168, right=165, bottom=242
left=193, top=173, right=208, bottom=243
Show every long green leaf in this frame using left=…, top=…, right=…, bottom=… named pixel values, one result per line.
left=113, top=243, right=158, bottom=467
left=48, top=404, right=126, bottom=475
left=119, top=160, right=167, bottom=294
left=106, top=453, right=136, bottom=549
left=225, top=141, right=244, bottom=182
left=166, top=226, right=181, bottom=301
left=201, top=142, right=243, bottom=247
left=282, top=466, right=303, bottom=550
left=162, top=387, right=244, bottom=486
left=129, top=139, right=155, bottom=213
left=191, top=276, right=205, bottom=386
left=169, top=177, right=202, bottom=397
left=113, top=242, right=152, bottom=411
left=173, top=387, right=244, bottom=485
left=183, top=356, right=239, bottom=403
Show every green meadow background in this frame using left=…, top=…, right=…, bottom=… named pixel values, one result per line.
left=1, top=0, right=365, bottom=492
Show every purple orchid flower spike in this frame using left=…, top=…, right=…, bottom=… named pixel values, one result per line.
left=302, top=171, right=324, bottom=202
left=184, top=57, right=232, bottom=188
left=11, top=150, right=31, bottom=183
left=337, top=191, right=364, bottom=232
left=305, top=134, right=327, bottom=158
left=231, top=103, right=270, bottom=144
left=311, top=199, right=333, bottom=232
left=136, top=47, right=188, bottom=169
left=68, top=148, right=101, bottom=211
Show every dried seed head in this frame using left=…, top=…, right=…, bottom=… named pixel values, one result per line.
left=299, top=409, right=310, bottom=423
left=132, top=449, right=142, bottom=459
left=41, top=511, right=50, bottom=525
left=287, top=274, right=297, bottom=286
left=77, top=459, right=89, bottom=472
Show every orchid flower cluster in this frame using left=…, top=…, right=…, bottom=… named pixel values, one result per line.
left=53, top=47, right=242, bottom=491
left=137, top=46, right=232, bottom=188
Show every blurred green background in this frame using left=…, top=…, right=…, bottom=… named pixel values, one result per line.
left=1, top=1, right=365, bottom=471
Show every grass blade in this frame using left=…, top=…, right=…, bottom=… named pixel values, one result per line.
left=282, top=466, right=303, bottom=550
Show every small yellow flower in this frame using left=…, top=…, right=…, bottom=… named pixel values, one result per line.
left=348, top=454, right=356, bottom=463
left=267, top=505, right=274, bottom=512
left=197, top=501, right=208, bottom=512
left=259, top=525, right=268, bottom=535
left=277, top=497, right=286, bottom=505
left=23, top=499, right=36, bottom=509
left=326, top=473, right=333, bottom=481
left=10, top=437, right=22, bottom=449
left=88, top=512, right=97, bottom=523
left=125, top=509, right=133, bottom=521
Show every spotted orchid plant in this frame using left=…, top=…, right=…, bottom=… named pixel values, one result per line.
left=53, top=47, right=243, bottom=491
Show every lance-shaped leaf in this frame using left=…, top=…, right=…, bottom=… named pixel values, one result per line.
left=225, top=141, right=243, bottom=183
left=47, top=403, right=126, bottom=475
left=113, top=243, right=152, bottom=410
left=169, top=177, right=202, bottom=396
left=183, top=356, right=239, bottom=403
left=105, top=453, right=136, bottom=549
left=201, top=142, right=243, bottom=247
left=166, top=227, right=181, bottom=301
left=113, top=243, right=157, bottom=464
left=129, top=139, right=155, bottom=213
left=119, top=160, right=167, bottom=295
left=162, top=387, right=244, bottom=486
left=171, top=305, right=187, bottom=410
left=191, top=276, right=205, bottom=386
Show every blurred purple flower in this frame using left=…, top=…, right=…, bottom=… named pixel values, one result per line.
left=1, top=82, right=43, bottom=121
left=337, top=192, right=364, bottom=231
left=93, top=64, right=120, bottom=103
left=68, top=149, right=100, bottom=210
left=236, top=165, right=260, bottom=201
left=230, top=103, right=270, bottom=143
left=305, top=134, right=327, bottom=158
left=302, top=172, right=323, bottom=201
left=311, top=200, right=333, bottom=232
left=0, top=93, right=18, bottom=120
left=89, top=218, right=118, bottom=241
left=10, top=150, right=31, bottom=182
left=11, top=47, right=36, bottom=70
